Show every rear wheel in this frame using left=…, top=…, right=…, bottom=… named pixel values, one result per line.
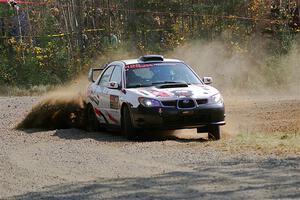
left=86, top=104, right=100, bottom=132
left=208, top=125, right=221, bottom=140
left=122, top=106, right=137, bottom=140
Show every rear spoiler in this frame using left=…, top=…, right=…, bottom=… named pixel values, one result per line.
left=88, top=64, right=107, bottom=82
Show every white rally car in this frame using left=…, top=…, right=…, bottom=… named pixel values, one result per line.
left=86, top=55, right=225, bottom=140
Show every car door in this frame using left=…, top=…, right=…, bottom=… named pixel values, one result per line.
left=104, top=65, right=123, bottom=126
left=95, top=65, right=115, bottom=124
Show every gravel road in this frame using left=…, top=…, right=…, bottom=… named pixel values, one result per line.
left=0, top=95, right=299, bottom=200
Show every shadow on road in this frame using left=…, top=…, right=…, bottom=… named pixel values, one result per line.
left=21, top=128, right=208, bottom=143
left=6, top=157, right=300, bottom=200
left=53, top=129, right=208, bottom=143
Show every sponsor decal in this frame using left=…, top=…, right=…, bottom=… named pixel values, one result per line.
left=125, top=63, right=177, bottom=69
left=94, top=107, right=102, bottom=116
left=90, top=95, right=99, bottom=105
left=88, top=86, right=100, bottom=105
left=195, top=84, right=209, bottom=94
left=140, top=89, right=194, bottom=98
left=148, top=90, right=171, bottom=97
left=125, top=63, right=153, bottom=69
left=138, top=89, right=150, bottom=96
left=171, top=90, right=193, bottom=98
left=107, top=112, right=119, bottom=124
left=110, top=95, right=119, bottom=109
left=94, top=107, right=109, bottom=124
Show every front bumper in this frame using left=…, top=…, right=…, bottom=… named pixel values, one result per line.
left=130, top=103, right=225, bottom=130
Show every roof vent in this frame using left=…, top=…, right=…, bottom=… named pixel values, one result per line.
left=139, top=55, right=164, bottom=62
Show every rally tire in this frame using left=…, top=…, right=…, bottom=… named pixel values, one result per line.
left=208, top=125, right=221, bottom=140
left=122, top=106, right=137, bottom=140
left=86, top=104, right=100, bottom=132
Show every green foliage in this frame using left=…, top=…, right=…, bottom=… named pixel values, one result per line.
left=0, top=0, right=299, bottom=87
left=0, top=38, right=74, bottom=86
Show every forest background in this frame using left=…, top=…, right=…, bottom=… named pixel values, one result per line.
left=0, top=0, right=299, bottom=93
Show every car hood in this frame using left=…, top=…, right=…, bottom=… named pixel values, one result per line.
left=126, top=84, right=219, bottom=100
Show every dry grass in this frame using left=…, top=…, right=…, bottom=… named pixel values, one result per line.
left=213, top=132, right=300, bottom=156
left=0, top=85, right=56, bottom=96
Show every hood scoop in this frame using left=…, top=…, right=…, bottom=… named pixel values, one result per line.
left=156, top=83, right=189, bottom=89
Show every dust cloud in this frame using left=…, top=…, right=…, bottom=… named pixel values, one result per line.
left=16, top=79, right=88, bottom=130
left=170, top=38, right=300, bottom=95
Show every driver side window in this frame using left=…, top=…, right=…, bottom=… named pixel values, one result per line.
left=98, top=66, right=115, bottom=87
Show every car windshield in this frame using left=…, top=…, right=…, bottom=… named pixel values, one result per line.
left=125, top=62, right=202, bottom=88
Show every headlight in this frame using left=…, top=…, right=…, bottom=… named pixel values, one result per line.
left=138, top=97, right=161, bottom=107
left=210, top=93, right=223, bottom=104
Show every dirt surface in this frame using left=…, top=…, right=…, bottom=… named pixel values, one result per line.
left=0, top=95, right=299, bottom=199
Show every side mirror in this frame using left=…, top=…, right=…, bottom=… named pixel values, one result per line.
left=203, top=77, right=213, bottom=84
left=108, top=81, right=120, bottom=89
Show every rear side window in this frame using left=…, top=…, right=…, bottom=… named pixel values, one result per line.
left=99, top=66, right=115, bottom=86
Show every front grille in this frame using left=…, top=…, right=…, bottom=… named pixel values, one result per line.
left=196, top=99, right=208, bottom=105
left=178, top=99, right=195, bottom=108
left=161, top=100, right=177, bottom=107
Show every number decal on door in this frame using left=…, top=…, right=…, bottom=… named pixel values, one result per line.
left=110, top=95, right=119, bottom=109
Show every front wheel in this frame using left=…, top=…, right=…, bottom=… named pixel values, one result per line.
left=122, top=106, right=137, bottom=140
left=208, top=125, right=221, bottom=140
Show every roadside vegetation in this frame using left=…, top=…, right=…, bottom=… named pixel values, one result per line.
left=0, top=85, right=54, bottom=96
left=0, top=0, right=299, bottom=92
left=216, top=132, right=300, bottom=155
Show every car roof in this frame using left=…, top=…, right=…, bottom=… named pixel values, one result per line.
left=107, top=55, right=183, bottom=67
left=121, top=58, right=182, bottom=65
